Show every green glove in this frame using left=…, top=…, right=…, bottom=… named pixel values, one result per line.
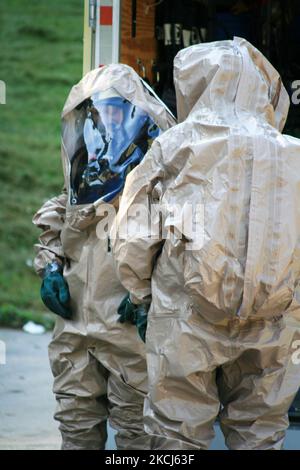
left=117, top=293, right=137, bottom=324
left=41, top=261, right=72, bottom=319
left=135, top=304, right=148, bottom=343
left=117, top=294, right=149, bottom=342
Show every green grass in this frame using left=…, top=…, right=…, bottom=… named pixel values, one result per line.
left=0, top=0, right=83, bottom=325
left=0, top=304, right=55, bottom=330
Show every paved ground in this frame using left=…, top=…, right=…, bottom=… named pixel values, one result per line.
left=0, top=327, right=299, bottom=450
left=0, top=328, right=60, bottom=449
left=0, top=328, right=114, bottom=450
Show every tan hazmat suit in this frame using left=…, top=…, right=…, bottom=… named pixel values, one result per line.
left=112, top=38, right=300, bottom=449
left=32, top=64, right=175, bottom=450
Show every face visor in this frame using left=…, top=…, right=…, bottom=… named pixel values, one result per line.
left=70, top=89, right=160, bottom=205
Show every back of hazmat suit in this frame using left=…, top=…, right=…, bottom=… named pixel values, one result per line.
left=32, top=64, right=175, bottom=450
left=112, top=38, right=300, bottom=449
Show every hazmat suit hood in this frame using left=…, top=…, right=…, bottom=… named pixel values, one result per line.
left=174, top=36, right=289, bottom=131
left=61, top=64, right=175, bottom=207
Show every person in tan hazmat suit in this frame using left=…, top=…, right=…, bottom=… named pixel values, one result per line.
left=111, top=37, right=300, bottom=449
left=32, top=64, right=175, bottom=450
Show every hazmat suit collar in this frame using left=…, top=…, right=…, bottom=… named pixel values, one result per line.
left=174, top=37, right=289, bottom=132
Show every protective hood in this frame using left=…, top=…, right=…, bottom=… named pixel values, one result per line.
left=174, top=37, right=289, bottom=131
left=61, top=64, right=176, bottom=206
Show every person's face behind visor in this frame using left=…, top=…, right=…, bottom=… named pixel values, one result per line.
left=99, top=104, right=124, bottom=135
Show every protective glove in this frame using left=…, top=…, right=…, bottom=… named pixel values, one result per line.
left=117, top=293, right=137, bottom=324
left=117, top=293, right=149, bottom=342
left=41, top=260, right=72, bottom=319
left=135, top=304, right=148, bottom=343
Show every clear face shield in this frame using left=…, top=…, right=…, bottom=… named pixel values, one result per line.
left=70, top=89, right=161, bottom=205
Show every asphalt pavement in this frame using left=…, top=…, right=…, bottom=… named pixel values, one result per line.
left=0, top=328, right=116, bottom=450
left=0, top=328, right=60, bottom=449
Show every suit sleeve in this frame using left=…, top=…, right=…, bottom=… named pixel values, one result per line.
left=32, top=190, right=68, bottom=277
left=111, top=141, right=166, bottom=305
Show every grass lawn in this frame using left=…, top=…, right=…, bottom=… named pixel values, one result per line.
left=0, top=0, right=83, bottom=328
